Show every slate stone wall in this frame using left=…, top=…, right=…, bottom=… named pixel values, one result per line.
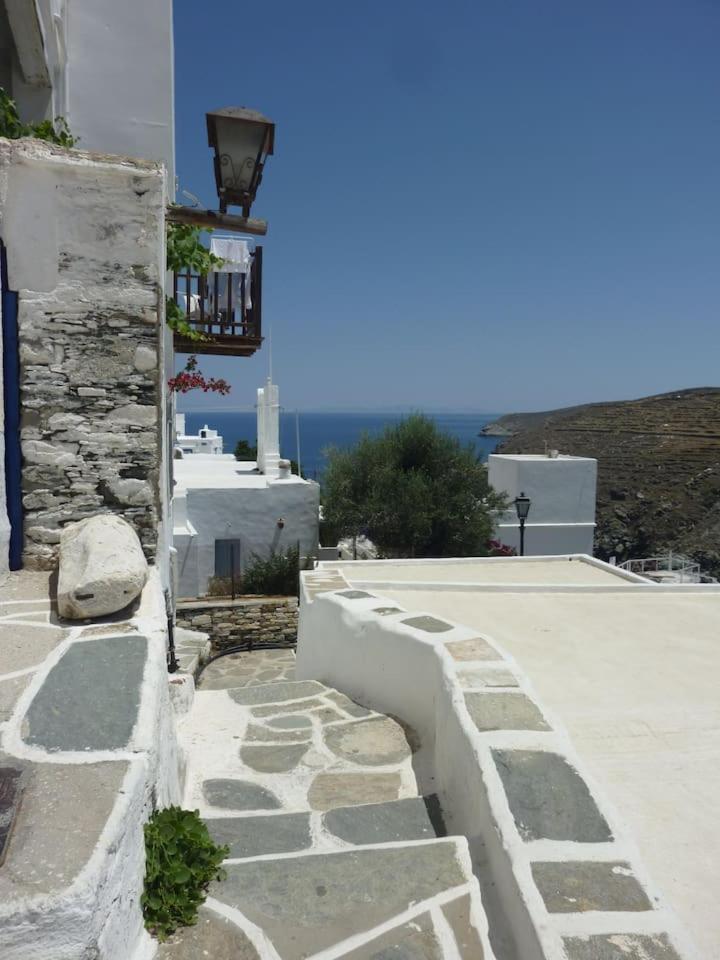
left=0, top=139, right=165, bottom=568
left=176, top=597, right=298, bottom=651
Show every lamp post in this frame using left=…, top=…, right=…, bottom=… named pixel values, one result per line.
left=206, top=107, right=275, bottom=215
left=514, top=491, right=531, bottom=557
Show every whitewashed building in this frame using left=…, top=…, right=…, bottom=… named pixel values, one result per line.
left=489, top=452, right=597, bottom=555
left=174, top=381, right=319, bottom=598
left=175, top=414, right=224, bottom=456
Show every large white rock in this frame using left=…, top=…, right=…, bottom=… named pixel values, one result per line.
left=57, top=515, right=149, bottom=619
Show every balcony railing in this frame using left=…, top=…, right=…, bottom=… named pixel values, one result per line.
left=172, top=245, right=263, bottom=356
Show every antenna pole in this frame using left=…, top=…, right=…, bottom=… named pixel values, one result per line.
left=295, top=409, right=302, bottom=477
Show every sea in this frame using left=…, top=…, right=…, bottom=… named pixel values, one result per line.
left=182, top=411, right=503, bottom=480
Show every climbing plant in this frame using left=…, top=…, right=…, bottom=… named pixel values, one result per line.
left=0, top=87, right=77, bottom=146
left=165, top=220, right=231, bottom=392
left=165, top=221, right=222, bottom=343
left=142, top=806, right=228, bottom=941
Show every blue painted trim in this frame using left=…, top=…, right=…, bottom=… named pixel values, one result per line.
left=1, top=242, right=23, bottom=570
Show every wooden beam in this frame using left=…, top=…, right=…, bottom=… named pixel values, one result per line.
left=166, top=206, right=268, bottom=236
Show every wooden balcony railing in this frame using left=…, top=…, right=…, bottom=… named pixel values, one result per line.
left=172, top=245, right=263, bottom=357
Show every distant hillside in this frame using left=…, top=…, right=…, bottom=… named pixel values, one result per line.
left=485, top=388, right=720, bottom=577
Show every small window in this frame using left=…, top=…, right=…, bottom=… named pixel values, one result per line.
left=215, top=539, right=241, bottom=577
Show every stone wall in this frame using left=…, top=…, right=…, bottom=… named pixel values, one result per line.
left=176, top=597, right=298, bottom=651
left=0, top=138, right=165, bottom=568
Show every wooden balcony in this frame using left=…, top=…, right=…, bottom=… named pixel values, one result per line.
left=172, top=246, right=263, bottom=357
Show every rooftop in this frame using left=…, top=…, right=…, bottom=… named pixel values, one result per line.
left=329, top=554, right=720, bottom=958
left=174, top=457, right=310, bottom=491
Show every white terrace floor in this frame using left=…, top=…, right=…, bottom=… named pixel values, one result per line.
left=340, top=556, right=720, bottom=959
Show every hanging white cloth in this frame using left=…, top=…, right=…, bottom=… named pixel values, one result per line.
left=210, top=237, right=252, bottom=308
left=210, top=237, right=251, bottom=273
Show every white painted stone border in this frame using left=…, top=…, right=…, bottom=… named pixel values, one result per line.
left=0, top=570, right=182, bottom=960
left=296, top=563, right=701, bottom=960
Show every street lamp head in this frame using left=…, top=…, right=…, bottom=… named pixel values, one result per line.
left=206, top=107, right=275, bottom=216
left=514, top=491, right=531, bottom=521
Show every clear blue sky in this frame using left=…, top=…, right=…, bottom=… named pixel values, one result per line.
left=174, top=0, right=719, bottom=414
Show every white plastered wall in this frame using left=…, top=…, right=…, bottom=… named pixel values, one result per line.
left=175, top=480, right=321, bottom=598
left=489, top=454, right=597, bottom=556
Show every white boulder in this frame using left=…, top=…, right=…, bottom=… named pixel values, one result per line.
left=57, top=515, right=148, bottom=619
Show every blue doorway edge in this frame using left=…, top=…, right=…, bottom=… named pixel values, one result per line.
left=1, top=241, right=23, bottom=570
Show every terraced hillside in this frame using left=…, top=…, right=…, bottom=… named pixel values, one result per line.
left=487, top=387, right=720, bottom=576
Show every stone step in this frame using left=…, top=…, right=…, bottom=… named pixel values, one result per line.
left=203, top=796, right=446, bottom=859
left=209, top=839, right=487, bottom=960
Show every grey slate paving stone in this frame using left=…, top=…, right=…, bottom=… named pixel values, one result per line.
left=202, top=778, right=281, bottom=811
left=0, top=623, right=65, bottom=673
left=325, top=691, right=373, bottom=718
left=310, top=706, right=347, bottom=724
left=0, top=766, right=25, bottom=866
left=531, top=860, right=652, bottom=913
left=464, top=692, right=551, bottom=732
left=23, top=635, right=147, bottom=752
left=532, top=861, right=652, bottom=913
left=337, top=590, right=375, bottom=599
left=323, top=796, right=443, bottom=845
left=308, top=772, right=402, bottom=811
left=240, top=743, right=308, bottom=773
left=339, top=911, right=442, bottom=959
left=230, top=680, right=326, bottom=706
left=213, top=843, right=465, bottom=960
left=206, top=812, right=312, bottom=859
left=156, top=905, right=260, bottom=959
left=245, top=723, right=311, bottom=744
left=563, top=933, right=682, bottom=960
left=0, top=674, right=32, bottom=722
left=456, top=667, right=519, bottom=689
left=373, top=607, right=403, bottom=616
left=324, top=717, right=411, bottom=766
left=442, top=893, right=486, bottom=959
left=493, top=750, right=612, bottom=842
left=0, top=760, right=128, bottom=900
left=252, top=697, right=325, bottom=717
left=267, top=714, right=312, bottom=730
left=402, top=615, right=453, bottom=633
left=445, top=638, right=502, bottom=661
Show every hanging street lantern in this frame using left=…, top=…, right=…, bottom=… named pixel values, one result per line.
left=206, top=107, right=275, bottom=216
left=514, top=491, right=531, bottom=556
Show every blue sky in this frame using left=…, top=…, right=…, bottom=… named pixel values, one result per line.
left=174, top=0, right=719, bottom=414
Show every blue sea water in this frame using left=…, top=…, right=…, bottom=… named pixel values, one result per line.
left=182, top=411, right=503, bottom=480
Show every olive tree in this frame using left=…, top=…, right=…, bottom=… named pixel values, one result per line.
left=322, top=414, right=506, bottom=558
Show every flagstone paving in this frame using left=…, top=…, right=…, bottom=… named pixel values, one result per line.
left=173, top=647, right=494, bottom=959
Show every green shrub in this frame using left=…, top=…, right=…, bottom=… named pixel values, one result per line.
left=142, top=806, right=228, bottom=942
left=242, top=545, right=301, bottom=596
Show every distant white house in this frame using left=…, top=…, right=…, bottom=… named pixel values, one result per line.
left=173, top=381, right=320, bottom=598
left=489, top=452, right=597, bottom=555
left=174, top=414, right=224, bottom=456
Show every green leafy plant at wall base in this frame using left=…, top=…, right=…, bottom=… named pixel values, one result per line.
left=142, top=806, right=229, bottom=941
left=0, top=87, right=78, bottom=146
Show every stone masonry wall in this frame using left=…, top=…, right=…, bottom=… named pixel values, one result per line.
left=0, top=139, right=165, bottom=568
left=176, top=597, right=298, bottom=651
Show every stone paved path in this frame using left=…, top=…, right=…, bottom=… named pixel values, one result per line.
left=167, top=648, right=492, bottom=959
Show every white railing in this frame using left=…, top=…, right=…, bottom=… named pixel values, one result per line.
left=618, top=553, right=701, bottom=583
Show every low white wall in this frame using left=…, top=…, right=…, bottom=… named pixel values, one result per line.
left=489, top=455, right=597, bottom=557
left=176, top=480, right=320, bottom=598
left=297, top=589, right=543, bottom=960
left=296, top=570, right=692, bottom=960
left=0, top=570, right=182, bottom=960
